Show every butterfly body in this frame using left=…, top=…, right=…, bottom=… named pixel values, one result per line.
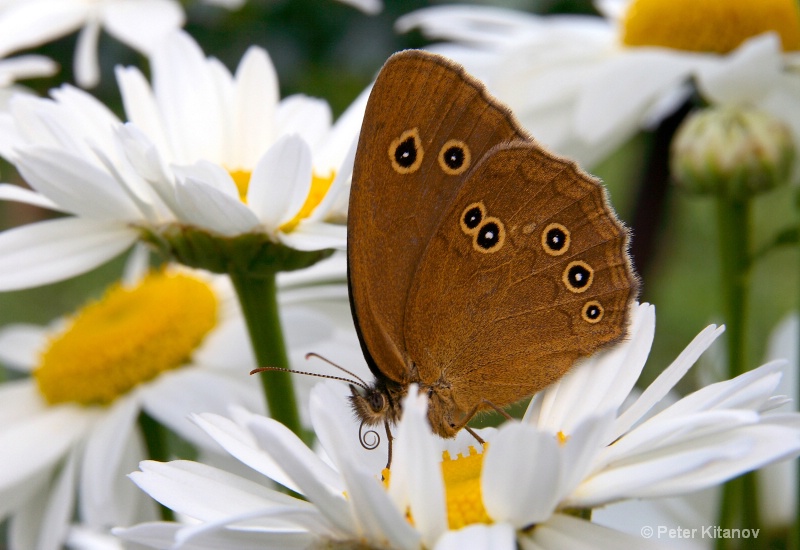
left=348, top=50, right=638, bottom=439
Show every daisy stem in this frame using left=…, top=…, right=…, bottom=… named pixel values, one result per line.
left=715, top=193, right=760, bottom=549
left=228, top=269, right=305, bottom=441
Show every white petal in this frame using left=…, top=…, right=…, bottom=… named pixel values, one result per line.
left=0, top=323, right=47, bottom=371
left=0, top=380, right=47, bottom=425
left=193, top=316, right=257, bottom=371
left=102, top=0, right=185, bottom=54
left=275, top=95, right=332, bottom=154
left=575, top=50, right=708, bottom=143
left=142, top=369, right=263, bottom=449
left=434, top=523, right=515, bottom=550
left=151, top=31, right=224, bottom=164
left=15, top=146, right=143, bottom=220
left=696, top=33, right=783, bottom=105
left=190, top=411, right=303, bottom=494
left=113, top=521, right=181, bottom=550
left=483, top=423, right=561, bottom=526
left=390, top=386, right=448, bottom=547
left=232, top=46, right=279, bottom=169
left=651, top=361, right=785, bottom=421
left=79, top=395, right=145, bottom=528
left=612, top=324, right=725, bottom=439
left=335, top=0, right=382, bottom=15
left=310, top=385, right=419, bottom=549
left=74, top=18, right=100, bottom=88
left=9, top=445, right=78, bottom=550
left=130, top=460, right=310, bottom=522
left=247, top=135, right=313, bottom=228
left=0, top=403, right=94, bottom=492
left=116, top=65, right=172, bottom=158
left=524, top=513, right=667, bottom=550
left=279, top=220, right=347, bottom=251
left=172, top=177, right=260, bottom=236
left=0, top=1, right=87, bottom=58
left=0, top=54, right=58, bottom=85
left=0, top=182, right=61, bottom=211
left=246, top=415, right=357, bottom=535
left=0, top=217, right=137, bottom=291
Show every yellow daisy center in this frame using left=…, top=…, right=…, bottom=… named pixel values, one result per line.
left=381, top=444, right=491, bottom=530
left=228, top=169, right=336, bottom=233
left=441, top=445, right=492, bottom=529
left=621, top=0, right=800, bottom=53
left=34, top=271, right=218, bottom=405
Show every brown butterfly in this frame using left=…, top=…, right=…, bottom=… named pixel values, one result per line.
left=346, top=50, right=638, bottom=453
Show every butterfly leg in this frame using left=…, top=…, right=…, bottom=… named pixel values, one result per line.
left=464, top=425, right=485, bottom=445
left=384, top=420, right=394, bottom=470
left=482, top=399, right=514, bottom=421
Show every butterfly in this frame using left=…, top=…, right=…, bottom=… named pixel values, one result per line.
left=345, top=49, right=638, bottom=454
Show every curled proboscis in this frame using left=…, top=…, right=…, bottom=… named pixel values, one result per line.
left=359, top=420, right=380, bottom=450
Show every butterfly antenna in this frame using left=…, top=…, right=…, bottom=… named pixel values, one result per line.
left=250, top=365, right=368, bottom=390
left=305, top=352, right=370, bottom=389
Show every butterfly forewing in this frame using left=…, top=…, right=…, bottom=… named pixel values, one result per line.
left=348, top=50, right=529, bottom=383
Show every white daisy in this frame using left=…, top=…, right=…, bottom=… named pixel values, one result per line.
left=0, top=0, right=185, bottom=88
left=115, top=303, right=800, bottom=549
left=397, top=0, right=800, bottom=169
left=0, top=252, right=264, bottom=550
left=0, top=30, right=364, bottom=291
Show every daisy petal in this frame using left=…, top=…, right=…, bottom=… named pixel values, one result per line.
left=0, top=2, right=87, bottom=58
left=130, top=460, right=310, bottom=523
left=102, top=0, right=185, bottom=55
left=0, top=217, right=137, bottom=291
left=435, top=523, right=515, bottom=550
left=113, top=521, right=182, bottom=549
left=233, top=46, right=279, bottom=169
left=279, top=220, right=346, bottom=251
left=172, top=177, right=260, bottom=236
left=142, top=370, right=263, bottom=448
left=0, top=323, right=47, bottom=371
left=0, top=183, right=61, bottom=211
left=15, top=147, right=141, bottom=220
left=612, top=325, right=725, bottom=439
left=74, top=19, right=100, bottom=88
left=246, top=416, right=357, bottom=535
left=247, top=134, right=313, bottom=228
left=522, top=513, right=666, bottom=549
left=483, top=423, right=561, bottom=526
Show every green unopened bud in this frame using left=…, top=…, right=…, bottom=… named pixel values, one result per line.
left=670, top=106, right=795, bottom=198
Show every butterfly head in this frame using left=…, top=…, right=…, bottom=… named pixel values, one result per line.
left=349, top=380, right=404, bottom=428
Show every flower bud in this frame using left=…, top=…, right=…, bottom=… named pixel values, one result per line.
left=670, top=106, right=795, bottom=198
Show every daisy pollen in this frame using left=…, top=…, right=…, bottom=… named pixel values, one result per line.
left=622, top=0, right=800, bottom=53
left=35, top=271, right=217, bottom=405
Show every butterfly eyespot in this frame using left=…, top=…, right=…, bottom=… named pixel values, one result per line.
left=582, top=301, right=604, bottom=323
left=460, top=202, right=486, bottom=234
left=562, top=261, right=594, bottom=293
left=473, top=217, right=505, bottom=253
left=542, top=223, right=570, bottom=256
left=389, top=128, right=424, bottom=174
left=438, top=139, right=471, bottom=175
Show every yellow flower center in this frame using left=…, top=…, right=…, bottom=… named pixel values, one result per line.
left=34, top=271, right=218, bottom=405
left=441, top=445, right=492, bottom=529
left=621, top=0, right=800, bottom=53
left=382, top=445, right=491, bottom=530
left=229, top=169, right=336, bottom=233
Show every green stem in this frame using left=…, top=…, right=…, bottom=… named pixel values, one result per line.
left=228, top=269, right=304, bottom=440
left=138, top=411, right=174, bottom=521
left=715, top=193, right=760, bottom=550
